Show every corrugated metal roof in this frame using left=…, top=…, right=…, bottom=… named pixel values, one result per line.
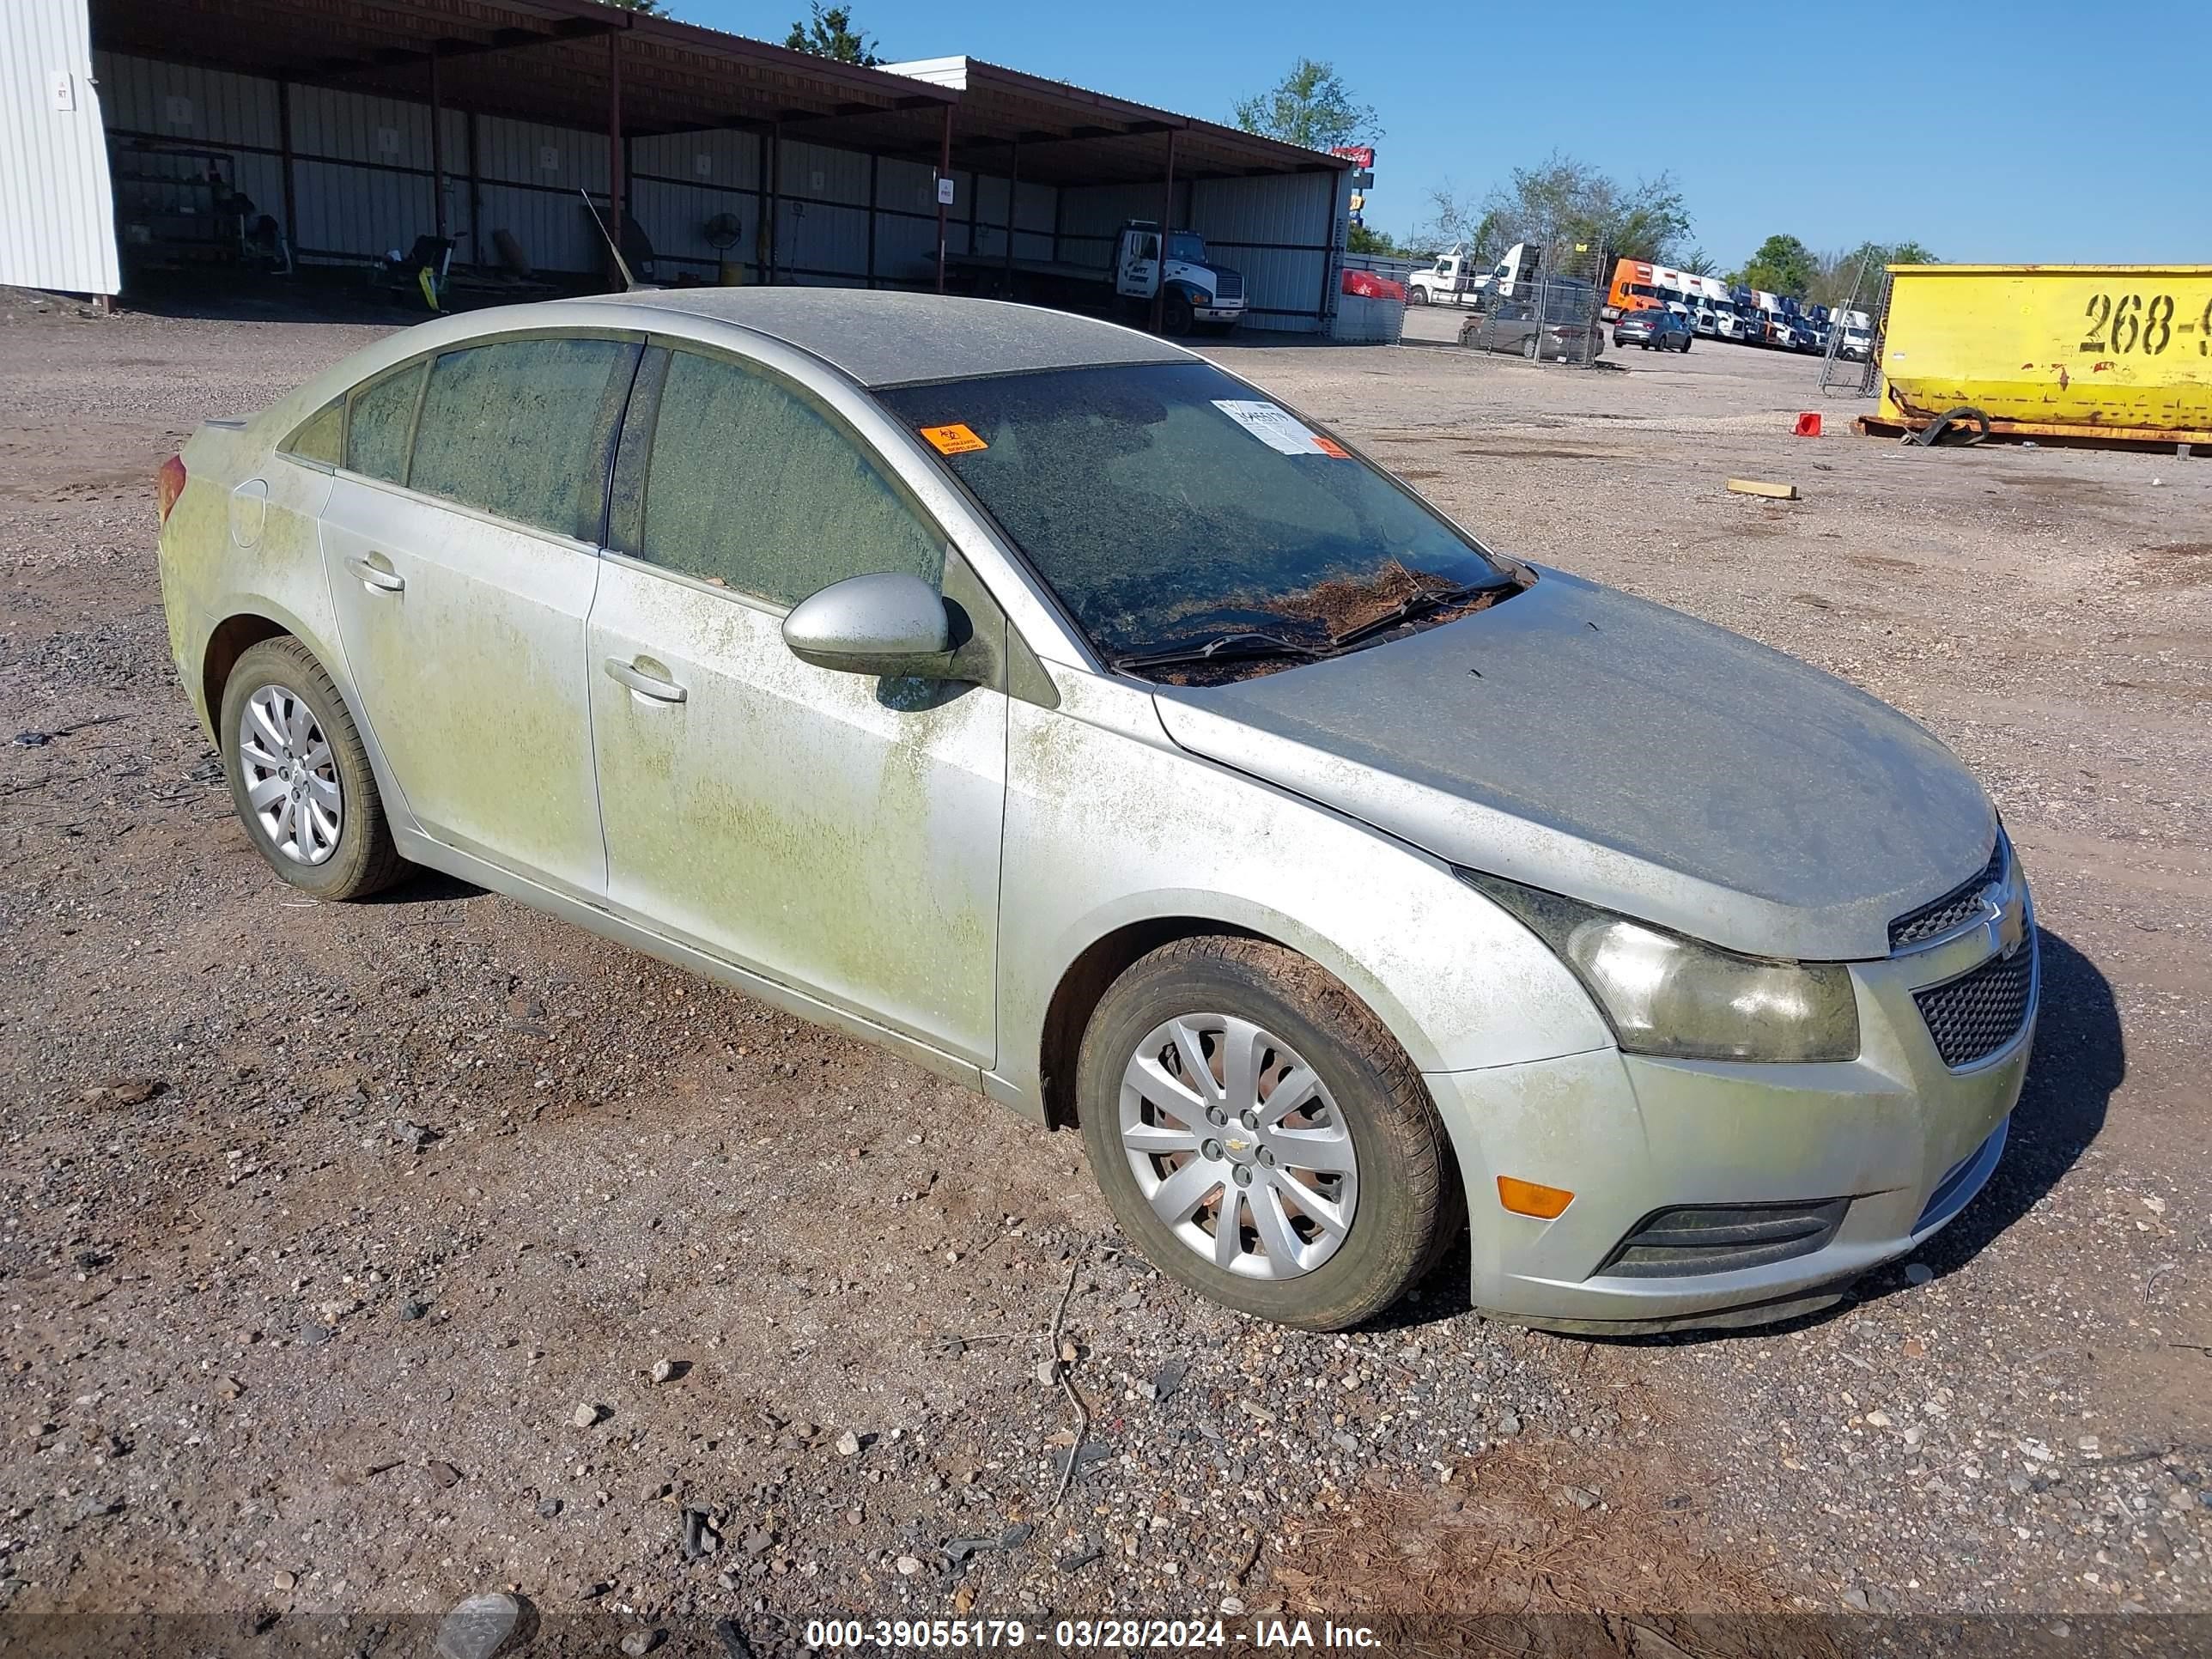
left=582, top=287, right=1189, bottom=386
left=1, top=0, right=121, bottom=295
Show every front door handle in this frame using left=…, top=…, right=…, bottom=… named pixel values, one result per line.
left=346, top=555, right=404, bottom=593
left=604, top=657, right=687, bottom=704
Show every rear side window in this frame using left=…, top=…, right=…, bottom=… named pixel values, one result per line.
left=409, top=337, right=637, bottom=542
left=609, top=346, right=943, bottom=607
left=283, top=400, right=342, bottom=465
left=347, top=364, right=424, bottom=484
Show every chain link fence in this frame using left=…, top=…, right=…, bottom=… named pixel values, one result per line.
left=1453, top=236, right=1608, bottom=367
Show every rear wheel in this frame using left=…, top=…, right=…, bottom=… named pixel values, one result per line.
left=1077, top=938, right=1457, bottom=1330
left=220, top=636, right=407, bottom=900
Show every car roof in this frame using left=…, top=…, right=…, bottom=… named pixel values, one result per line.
left=574, top=287, right=1191, bottom=388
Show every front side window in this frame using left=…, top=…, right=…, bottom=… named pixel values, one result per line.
left=409, top=337, right=637, bottom=541
left=877, top=361, right=1514, bottom=668
left=346, top=363, right=424, bottom=485
left=610, top=346, right=943, bottom=608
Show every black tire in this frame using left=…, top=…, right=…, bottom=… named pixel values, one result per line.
left=1162, top=292, right=1194, bottom=336
left=1076, top=937, right=1459, bottom=1330
left=220, top=635, right=408, bottom=900
left=1405, top=285, right=1428, bottom=307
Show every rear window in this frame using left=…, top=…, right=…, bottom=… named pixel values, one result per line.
left=408, top=337, right=636, bottom=541
left=346, top=364, right=424, bottom=485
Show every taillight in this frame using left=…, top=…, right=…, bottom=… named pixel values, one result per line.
left=156, top=454, right=187, bottom=526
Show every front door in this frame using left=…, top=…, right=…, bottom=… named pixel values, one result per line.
left=586, top=343, right=1006, bottom=1064
left=1115, top=229, right=1160, bottom=301
left=318, top=335, right=639, bottom=899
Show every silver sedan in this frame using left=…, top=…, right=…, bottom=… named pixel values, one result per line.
left=155, top=289, right=2033, bottom=1334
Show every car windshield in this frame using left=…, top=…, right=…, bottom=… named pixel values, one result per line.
left=1165, top=232, right=1206, bottom=262
left=876, top=362, right=1515, bottom=670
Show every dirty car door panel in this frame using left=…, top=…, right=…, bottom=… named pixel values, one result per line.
left=588, top=343, right=1005, bottom=1063
left=319, top=336, right=635, bottom=899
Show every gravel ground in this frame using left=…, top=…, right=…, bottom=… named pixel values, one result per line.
left=1, top=285, right=2207, bottom=1651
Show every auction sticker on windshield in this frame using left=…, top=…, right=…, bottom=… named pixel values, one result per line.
left=1211, top=399, right=1350, bottom=458
left=919, top=422, right=988, bottom=455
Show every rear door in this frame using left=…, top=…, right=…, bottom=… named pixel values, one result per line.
left=319, top=332, right=639, bottom=899
left=586, top=342, right=1006, bottom=1063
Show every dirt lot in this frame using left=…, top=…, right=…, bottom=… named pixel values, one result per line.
left=2, top=286, right=2209, bottom=1652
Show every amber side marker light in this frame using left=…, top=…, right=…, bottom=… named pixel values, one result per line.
left=156, top=455, right=187, bottom=526
left=1498, top=1176, right=1575, bottom=1219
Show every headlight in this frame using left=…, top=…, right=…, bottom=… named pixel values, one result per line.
left=1460, top=871, right=1860, bottom=1063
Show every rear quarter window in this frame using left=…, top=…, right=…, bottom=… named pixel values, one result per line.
left=346, top=363, right=425, bottom=485
left=283, top=399, right=342, bottom=465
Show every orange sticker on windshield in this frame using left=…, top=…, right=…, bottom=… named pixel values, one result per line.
left=920, top=422, right=988, bottom=455
left=1312, top=435, right=1352, bottom=459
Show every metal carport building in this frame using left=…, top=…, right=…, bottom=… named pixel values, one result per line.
left=8, top=0, right=1351, bottom=332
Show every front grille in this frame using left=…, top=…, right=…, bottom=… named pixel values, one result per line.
left=1913, top=937, right=2036, bottom=1068
left=1599, top=1199, right=1850, bottom=1279
left=1214, top=272, right=1243, bottom=300
left=1889, top=841, right=2007, bottom=950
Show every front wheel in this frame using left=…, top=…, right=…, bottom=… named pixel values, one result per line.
left=1523, top=334, right=1540, bottom=362
left=1405, top=285, right=1429, bottom=307
left=1162, top=292, right=1194, bottom=336
left=1077, top=938, right=1457, bottom=1330
left=220, top=636, right=408, bottom=900
left=1680, top=335, right=1692, bottom=352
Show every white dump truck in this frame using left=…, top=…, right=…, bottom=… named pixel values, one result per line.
left=945, top=220, right=1245, bottom=335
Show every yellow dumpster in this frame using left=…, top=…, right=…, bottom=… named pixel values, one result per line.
left=1875, top=264, right=2212, bottom=446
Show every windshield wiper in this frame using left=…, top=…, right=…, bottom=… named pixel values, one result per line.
left=1328, top=577, right=1514, bottom=649
left=1112, top=631, right=1328, bottom=673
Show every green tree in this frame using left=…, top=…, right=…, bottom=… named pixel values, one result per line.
left=597, top=0, right=665, bottom=13
left=1680, top=246, right=1718, bottom=276
left=1738, top=233, right=1818, bottom=297
left=785, top=3, right=879, bottom=64
left=1808, top=239, right=1941, bottom=307
left=1232, top=59, right=1380, bottom=152
left=1419, top=153, right=1690, bottom=264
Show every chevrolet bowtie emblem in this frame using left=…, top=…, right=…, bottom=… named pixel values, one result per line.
left=1994, top=890, right=2027, bottom=960
left=1225, top=1137, right=1250, bottom=1154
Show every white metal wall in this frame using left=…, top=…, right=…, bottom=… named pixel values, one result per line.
left=1057, top=170, right=1339, bottom=331
left=1192, top=170, right=1340, bottom=334
left=3, top=0, right=119, bottom=296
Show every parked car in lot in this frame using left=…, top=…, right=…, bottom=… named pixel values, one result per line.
left=156, top=290, right=2033, bottom=1335
left=1613, top=308, right=1693, bottom=352
left=1459, top=295, right=1605, bottom=362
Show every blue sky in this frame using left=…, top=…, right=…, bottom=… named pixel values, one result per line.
left=680, top=0, right=2209, bottom=267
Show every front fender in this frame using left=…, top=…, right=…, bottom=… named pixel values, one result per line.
left=995, top=671, right=1613, bottom=1112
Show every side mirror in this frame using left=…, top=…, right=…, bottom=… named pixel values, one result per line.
left=782, top=572, right=960, bottom=680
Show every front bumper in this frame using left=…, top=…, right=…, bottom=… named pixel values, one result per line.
left=1193, top=303, right=1245, bottom=324
left=1427, top=920, right=2037, bottom=1332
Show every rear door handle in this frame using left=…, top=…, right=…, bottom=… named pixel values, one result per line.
left=346, top=555, right=404, bottom=593
left=604, top=657, right=687, bottom=703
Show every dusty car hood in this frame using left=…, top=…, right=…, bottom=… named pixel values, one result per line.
left=1150, top=567, right=1995, bottom=963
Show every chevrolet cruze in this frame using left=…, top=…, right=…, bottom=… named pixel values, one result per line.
left=155, top=289, right=2035, bottom=1333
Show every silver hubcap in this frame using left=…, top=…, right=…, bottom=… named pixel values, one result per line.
left=1119, top=1014, right=1358, bottom=1281
left=237, top=684, right=342, bottom=866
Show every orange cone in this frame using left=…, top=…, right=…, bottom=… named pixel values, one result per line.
left=1794, top=411, right=1822, bottom=437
